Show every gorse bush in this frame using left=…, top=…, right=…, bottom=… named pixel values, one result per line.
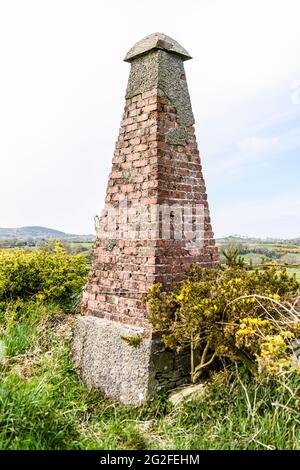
left=147, top=265, right=300, bottom=382
left=0, top=243, right=89, bottom=312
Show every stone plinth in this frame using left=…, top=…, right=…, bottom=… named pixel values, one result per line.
left=72, top=316, right=189, bottom=405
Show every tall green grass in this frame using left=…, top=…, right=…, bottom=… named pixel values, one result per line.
left=0, top=301, right=299, bottom=450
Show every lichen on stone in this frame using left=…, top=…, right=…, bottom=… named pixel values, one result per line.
left=121, top=333, right=144, bottom=348
left=165, top=127, right=189, bottom=145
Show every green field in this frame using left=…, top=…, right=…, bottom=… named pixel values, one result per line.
left=218, top=237, right=300, bottom=281
left=287, top=267, right=300, bottom=281
left=1, top=235, right=300, bottom=279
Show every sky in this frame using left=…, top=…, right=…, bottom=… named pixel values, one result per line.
left=0, top=0, right=299, bottom=238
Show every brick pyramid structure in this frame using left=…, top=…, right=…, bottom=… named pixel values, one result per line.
left=73, top=33, right=218, bottom=404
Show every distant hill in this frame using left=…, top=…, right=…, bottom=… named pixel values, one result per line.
left=0, top=228, right=298, bottom=244
left=0, top=226, right=94, bottom=241
left=217, top=235, right=300, bottom=244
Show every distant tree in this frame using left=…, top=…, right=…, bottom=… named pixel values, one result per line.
left=221, top=243, right=245, bottom=267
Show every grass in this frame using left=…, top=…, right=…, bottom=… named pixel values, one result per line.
left=66, top=242, right=94, bottom=250
left=155, top=371, right=300, bottom=450
left=0, top=301, right=300, bottom=450
left=287, top=268, right=300, bottom=282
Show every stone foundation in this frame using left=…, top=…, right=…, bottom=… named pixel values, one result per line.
left=72, top=316, right=190, bottom=405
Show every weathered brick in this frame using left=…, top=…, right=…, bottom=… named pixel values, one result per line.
left=136, top=113, right=149, bottom=122
left=142, top=103, right=158, bottom=113
left=129, top=109, right=140, bottom=117
left=142, top=89, right=156, bottom=100
left=135, top=143, right=148, bottom=152
left=129, top=137, right=141, bottom=146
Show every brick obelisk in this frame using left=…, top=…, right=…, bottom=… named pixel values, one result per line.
left=73, top=33, right=218, bottom=404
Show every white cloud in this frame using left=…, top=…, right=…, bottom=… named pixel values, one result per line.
left=203, top=108, right=300, bottom=188
left=0, top=0, right=299, bottom=236
left=237, top=136, right=279, bottom=155
left=213, top=191, right=300, bottom=239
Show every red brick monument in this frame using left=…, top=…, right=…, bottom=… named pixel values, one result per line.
left=73, top=33, right=218, bottom=404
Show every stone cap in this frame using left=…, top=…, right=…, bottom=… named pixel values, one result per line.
left=124, top=32, right=192, bottom=62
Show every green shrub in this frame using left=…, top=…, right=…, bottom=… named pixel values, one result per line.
left=0, top=243, right=89, bottom=312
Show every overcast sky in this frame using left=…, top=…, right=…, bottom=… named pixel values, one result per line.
left=0, top=0, right=299, bottom=238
